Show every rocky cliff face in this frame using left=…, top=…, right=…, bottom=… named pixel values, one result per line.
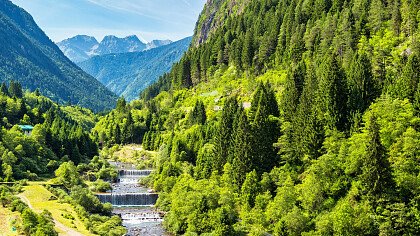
left=192, top=0, right=248, bottom=46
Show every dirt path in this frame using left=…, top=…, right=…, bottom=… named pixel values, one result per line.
left=18, top=195, right=84, bottom=236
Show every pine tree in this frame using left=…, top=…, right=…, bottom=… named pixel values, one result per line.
left=114, top=124, right=121, bottom=144
left=214, top=96, right=239, bottom=171
left=396, top=54, right=420, bottom=100
left=315, top=54, right=348, bottom=131
left=242, top=30, right=255, bottom=69
left=232, top=107, right=253, bottom=185
left=180, top=57, right=192, bottom=88
left=195, top=144, right=216, bottom=179
left=188, top=100, right=206, bottom=126
left=142, top=132, right=150, bottom=150
left=116, top=97, right=127, bottom=112
left=347, top=53, right=377, bottom=119
left=291, top=64, right=323, bottom=162
left=282, top=61, right=306, bottom=122
left=0, top=82, right=8, bottom=96
left=391, top=0, right=402, bottom=35
left=241, top=170, right=260, bottom=209
left=19, top=99, right=28, bottom=122
left=251, top=83, right=281, bottom=173
left=368, top=0, right=385, bottom=34
left=360, top=114, right=393, bottom=197
left=123, top=112, right=134, bottom=143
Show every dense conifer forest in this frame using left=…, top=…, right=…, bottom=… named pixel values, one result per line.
left=94, top=0, right=420, bottom=234
left=0, top=81, right=125, bottom=235
left=2, top=0, right=420, bottom=235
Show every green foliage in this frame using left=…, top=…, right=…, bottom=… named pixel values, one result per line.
left=0, top=186, right=58, bottom=235
left=99, top=0, right=420, bottom=235
left=54, top=161, right=82, bottom=188
left=0, top=1, right=117, bottom=111
left=0, top=85, right=98, bottom=181
left=92, top=99, right=147, bottom=147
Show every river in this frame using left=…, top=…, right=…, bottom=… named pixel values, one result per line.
left=96, top=162, right=167, bottom=236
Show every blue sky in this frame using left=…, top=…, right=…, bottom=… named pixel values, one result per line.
left=11, top=0, right=206, bottom=43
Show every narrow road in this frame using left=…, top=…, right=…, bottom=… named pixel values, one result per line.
left=18, top=195, right=84, bottom=236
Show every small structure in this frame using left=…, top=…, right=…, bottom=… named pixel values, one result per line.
left=18, top=125, right=34, bottom=136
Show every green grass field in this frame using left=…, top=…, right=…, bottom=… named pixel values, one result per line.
left=110, top=144, right=157, bottom=167
left=0, top=206, right=20, bottom=236
left=19, top=185, right=95, bottom=236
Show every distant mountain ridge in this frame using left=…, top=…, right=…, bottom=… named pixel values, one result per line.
left=57, top=35, right=172, bottom=63
left=0, top=0, right=117, bottom=111
left=78, top=37, right=192, bottom=101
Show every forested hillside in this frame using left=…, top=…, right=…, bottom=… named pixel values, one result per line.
left=0, top=0, right=117, bottom=111
left=0, top=81, right=98, bottom=181
left=0, top=81, right=127, bottom=235
left=97, top=0, right=420, bottom=235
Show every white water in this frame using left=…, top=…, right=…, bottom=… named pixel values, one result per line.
left=96, top=162, right=166, bottom=235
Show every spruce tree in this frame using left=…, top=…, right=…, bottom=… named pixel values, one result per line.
left=368, top=0, right=385, bottom=34
left=232, top=107, right=253, bottom=185
left=0, top=82, right=8, bottom=96
left=360, top=114, right=393, bottom=197
left=315, top=54, right=348, bottom=131
left=396, top=54, right=420, bottom=100
left=242, top=29, right=254, bottom=69
left=188, top=100, right=206, bottom=126
left=282, top=61, right=306, bottom=122
left=8, top=81, right=16, bottom=98
left=114, top=124, right=121, bottom=144
left=291, top=64, right=323, bottom=162
left=241, top=170, right=260, bottom=209
left=123, top=112, right=134, bottom=144
left=391, top=0, right=402, bottom=35
left=214, top=96, right=239, bottom=171
left=116, top=97, right=127, bottom=112
left=251, top=83, right=281, bottom=173
left=347, top=53, right=377, bottom=120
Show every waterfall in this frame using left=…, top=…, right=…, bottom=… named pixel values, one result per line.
left=119, top=169, right=152, bottom=176
left=119, top=178, right=141, bottom=184
left=96, top=193, right=159, bottom=206
left=103, top=162, right=165, bottom=234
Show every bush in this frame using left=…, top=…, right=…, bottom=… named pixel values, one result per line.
left=90, top=179, right=112, bottom=192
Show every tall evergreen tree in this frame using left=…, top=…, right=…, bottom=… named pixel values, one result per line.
left=251, top=83, right=281, bottom=173
left=282, top=61, right=306, bottom=122
left=123, top=112, right=134, bottom=144
left=360, top=114, right=393, bottom=197
left=242, top=29, right=255, bottom=69
left=232, top=107, right=253, bottom=185
left=315, top=54, right=348, bottom=131
left=347, top=53, right=377, bottom=120
left=114, top=124, right=121, bottom=144
left=188, top=100, right=206, bottom=126
left=396, top=54, right=420, bottom=100
left=0, top=82, right=8, bottom=96
left=214, top=96, right=239, bottom=171
left=116, top=97, right=127, bottom=112
left=8, top=81, right=23, bottom=98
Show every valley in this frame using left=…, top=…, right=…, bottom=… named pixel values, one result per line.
left=1, top=0, right=420, bottom=235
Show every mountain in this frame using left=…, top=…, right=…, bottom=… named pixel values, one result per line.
left=0, top=0, right=116, bottom=111
left=57, top=35, right=99, bottom=63
left=146, top=39, right=172, bottom=50
left=93, top=35, right=146, bottom=55
left=58, top=35, right=172, bottom=63
left=78, top=37, right=191, bottom=101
